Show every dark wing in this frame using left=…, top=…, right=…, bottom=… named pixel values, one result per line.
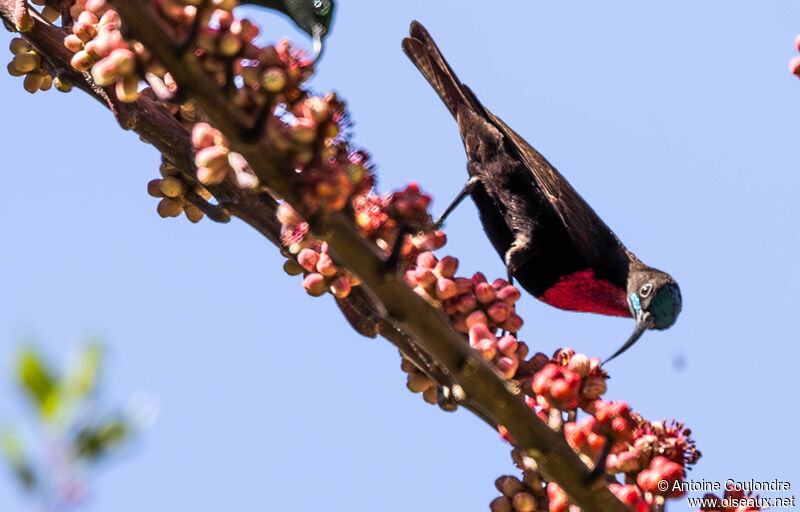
left=402, top=21, right=619, bottom=264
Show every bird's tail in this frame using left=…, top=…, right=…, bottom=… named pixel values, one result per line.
left=401, top=21, right=481, bottom=119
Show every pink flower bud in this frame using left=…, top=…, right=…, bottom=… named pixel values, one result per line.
left=547, top=483, right=569, bottom=512
left=329, top=275, right=351, bottom=298
left=496, top=356, right=519, bottom=378
left=496, top=285, right=521, bottom=304
left=454, top=292, right=477, bottom=313
left=580, top=376, right=607, bottom=399
left=790, top=55, right=800, bottom=78
left=454, top=277, right=473, bottom=294
left=434, top=256, right=458, bottom=278
left=416, top=251, right=437, bottom=269
left=302, top=96, right=331, bottom=123
left=415, top=268, right=437, bottom=287
left=195, top=145, right=230, bottom=171
left=276, top=202, right=303, bottom=225
left=64, top=34, right=84, bottom=53
left=435, top=278, right=458, bottom=300
left=487, top=301, right=511, bottom=323
left=497, top=335, right=518, bottom=356
left=114, top=75, right=139, bottom=103
left=297, top=248, right=320, bottom=272
left=71, top=50, right=94, bottom=71
left=470, top=272, right=487, bottom=285
left=567, top=353, right=590, bottom=377
left=475, top=281, right=496, bottom=304
left=73, top=22, right=98, bottom=43
left=91, top=57, right=117, bottom=86
left=289, top=117, right=317, bottom=144
left=466, top=310, right=488, bottom=329
left=608, top=450, right=640, bottom=473
left=109, top=48, right=135, bottom=75
left=77, top=10, right=99, bottom=25
left=473, top=338, right=497, bottom=361
left=196, top=166, right=227, bottom=185
left=316, top=253, right=338, bottom=277
left=302, top=273, right=327, bottom=296
left=501, top=313, right=523, bottom=332
left=516, top=342, right=529, bottom=360
left=191, top=122, right=222, bottom=149
left=469, top=323, right=494, bottom=345
left=609, top=484, right=649, bottom=512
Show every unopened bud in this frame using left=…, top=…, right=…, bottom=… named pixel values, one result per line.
left=159, top=177, right=186, bottom=198
left=157, top=198, right=184, bottom=218
left=302, top=273, right=327, bottom=296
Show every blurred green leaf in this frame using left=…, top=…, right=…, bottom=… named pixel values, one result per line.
left=1, top=430, right=38, bottom=491
left=73, top=417, right=130, bottom=461
left=15, top=349, right=60, bottom=419
left=1, top=428, right=24, bottom=464
left=12, top=461, right=38, bottom=491
left=62, top=343, right=103, bottom=401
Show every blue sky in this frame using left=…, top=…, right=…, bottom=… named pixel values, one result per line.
left=1, top=1, right=799, bottom=511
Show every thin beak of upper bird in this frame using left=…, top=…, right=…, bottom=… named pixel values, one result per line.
left=603, top=309, right=655, bottom=365
left=311, top=26, right=324, bottom=63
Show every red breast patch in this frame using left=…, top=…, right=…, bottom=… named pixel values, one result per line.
left=539, top=269, right=630, bottom=317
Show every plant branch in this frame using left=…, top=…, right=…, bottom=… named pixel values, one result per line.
left=2, top=3, right=630, bottom=510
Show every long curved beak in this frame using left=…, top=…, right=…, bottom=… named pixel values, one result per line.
left=603, top=310, right=654, bottom=364
left=311, top=26, right=324, bottom=63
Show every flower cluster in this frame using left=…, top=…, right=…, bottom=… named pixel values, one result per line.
left=278, top=202, right=359, bottom=299
left=354, top=183, right=446, bottom=269
left=490, top=348, right=700, bottom=512
left=490, top=472, right=548, bottom=512
left=147, top=169, right=209, bottom=223
left=6, top=38, right=55, bottom=93
left=65, top=1, right=147, bottom=102
left=191, top=122, right=256, bottom=187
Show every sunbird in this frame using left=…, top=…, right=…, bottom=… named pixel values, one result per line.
left=402, top=22, right=681, bottom=363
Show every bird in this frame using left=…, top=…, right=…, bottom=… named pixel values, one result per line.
left=243, top=0, right=335, bottom=61
left=402, top=22, right=681, bottom=363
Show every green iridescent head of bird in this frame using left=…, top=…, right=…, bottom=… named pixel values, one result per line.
left=311, top=0, right=335, bottom=34
left=604, top=267, right=682, bottom=364
left=627, top=270, right=682, bottom=330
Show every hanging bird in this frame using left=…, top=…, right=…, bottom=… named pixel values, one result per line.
left=402, top=22, right=681, bottom=363
left=243, top=0, right=335, bottom=61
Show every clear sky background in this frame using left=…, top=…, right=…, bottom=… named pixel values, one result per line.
left=1, top=1, right=799, bottom=511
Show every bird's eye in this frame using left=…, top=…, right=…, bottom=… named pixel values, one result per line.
left=640, top=283, right=653, bottom=297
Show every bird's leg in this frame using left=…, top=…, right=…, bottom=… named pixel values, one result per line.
left=584, top=435, right=613, bottom=484
left=176, top=0, right=212, bottom=53
left=382, top=222, right=414, bottom=273
left=433, top=176, right=480, bottom=229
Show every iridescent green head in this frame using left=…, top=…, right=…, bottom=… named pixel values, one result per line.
left=605, top=266, right=682, bottom=363
left=310, top=0, right=335, bottom=36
